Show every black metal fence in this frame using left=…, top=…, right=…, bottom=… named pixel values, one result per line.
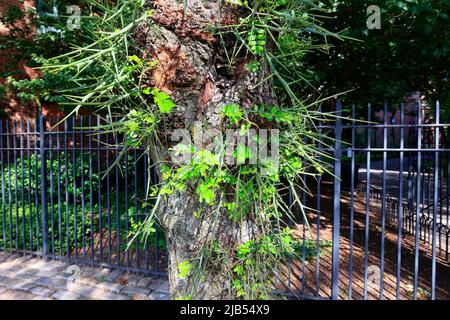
left=354, top=103, right=449, bottom=263
left=273, top=101, right=449, bottom=300
left=0, top=115, right=166, bottom=276
left=0, top=101, right=449, bottom=300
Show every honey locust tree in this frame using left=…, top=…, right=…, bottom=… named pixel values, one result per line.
left=41, top=0, right=343, bottom=299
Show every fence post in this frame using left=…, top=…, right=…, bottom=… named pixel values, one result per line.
left=331, top=101, right=343, bottom=300
left=40, top=115, right=49, bottom=260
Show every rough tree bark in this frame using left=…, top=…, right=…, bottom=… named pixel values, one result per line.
left=134, top=0, right=275, bottom=299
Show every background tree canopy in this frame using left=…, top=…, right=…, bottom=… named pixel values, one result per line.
left=301, top=0, right=450, bottom=115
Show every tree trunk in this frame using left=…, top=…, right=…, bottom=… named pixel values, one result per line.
left=135, top=0, right=274, bottom=299
left=157, top=190, right=258, bottom=299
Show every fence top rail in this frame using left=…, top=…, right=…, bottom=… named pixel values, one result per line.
left=351, top=148, right=450, bottom=152
left=0, top=130, right=101, bottom=135
left=1, top=124, right=448, bottom=134
left=316, top=123, right=450, bottom=129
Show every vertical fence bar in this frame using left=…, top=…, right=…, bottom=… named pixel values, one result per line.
left=89, top=115, right=94, bottom=261
left=72, top=116, right=78, bottom=260
left=363, top=103, right=372, bottom=300
left=396, top=103, right=405, bottom=300
left=97, top=115, right=103, bottom=262
left=447, top=117, right=450, bottom=261
left=144, top=154, right=150, bottom=272
left=34, top=120, right=40, bottom=251
left=0, top=121, right=5, bottom=252
left=380, top=103, right=388, bottom=299
left=80, top=116, right=86, bottom=261
left=134, top=148, right=139, bottom=270
left=6, top=121, right=12, bottom=253
left=410, top=121, right=416, bottom=235
left=56, top=118, right=62, bottom=258
left=418, top=150, right=428, bottom=240
left=64, top=119, right=70, bottom=259
left=331, top=101, right=342, bottom=300
left=125, top=145, right=130, bottom=269
left=26, top=121, right=33, bottom=252
left=40, top=116, right=49, bottom=260
left=20, top=120, right=26, bottom=252
left=439, top=123, right=444, bottom=256
left=115, top=127, right=120, bottom=267
left=48, top=119, right=55, bottom=258
left=13, top=121, right=19, bottom=252
left=287, top=187, right=293, bottom=290
left=413, top=101, right=422, bottom=300
left=315, top=105, right=323, bottom=297
left=301, top=171, right=307, bottom=297
left=431, top=101, right=440, bottom=300
left=348, top=104, right=356, bottom=299
left=106, top=117, right=112, bottom=265
left=428, top=125, right=433, bottom=240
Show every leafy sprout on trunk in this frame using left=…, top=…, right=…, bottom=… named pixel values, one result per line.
left=40, top=0, right=345, bottom=299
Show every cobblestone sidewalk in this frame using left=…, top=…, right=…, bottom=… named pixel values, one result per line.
left=0, top=253, right=170, bottom=300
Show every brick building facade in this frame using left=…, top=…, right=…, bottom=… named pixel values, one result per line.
left=1, top=0, right=64, bottom=122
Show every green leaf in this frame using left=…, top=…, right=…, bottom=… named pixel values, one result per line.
left=127, top=55, right=143, bottom=66
left=196, top=183, right=215, bottom=205
left=177, top=261, right=192, bottom=279
left=152, top=89, right=175, bottom=113
left=175, top=295, right=192, bottom=300
left=236, top=241, right=253, bottom=259
left=246, top=60, right=260, bottom=72
left=221, top=104, right=243, bottom=124
left=142, top=87, right=152, bottom=95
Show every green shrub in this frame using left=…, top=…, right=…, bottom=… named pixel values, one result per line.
left=0, top=202, right=94, bottom=254
left=292, top=239, right=332, bottom=260
left=0, top=197, right=166, bottom=255
left=2, top=152, right=99, bottom=203
left=0, top=152, right=166, bottom=255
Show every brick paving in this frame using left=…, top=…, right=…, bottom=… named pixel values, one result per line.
left=0, top=253, right=170, bottom=300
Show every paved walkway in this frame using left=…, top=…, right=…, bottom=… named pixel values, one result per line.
left=0, top=253, right=170, bottom=300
